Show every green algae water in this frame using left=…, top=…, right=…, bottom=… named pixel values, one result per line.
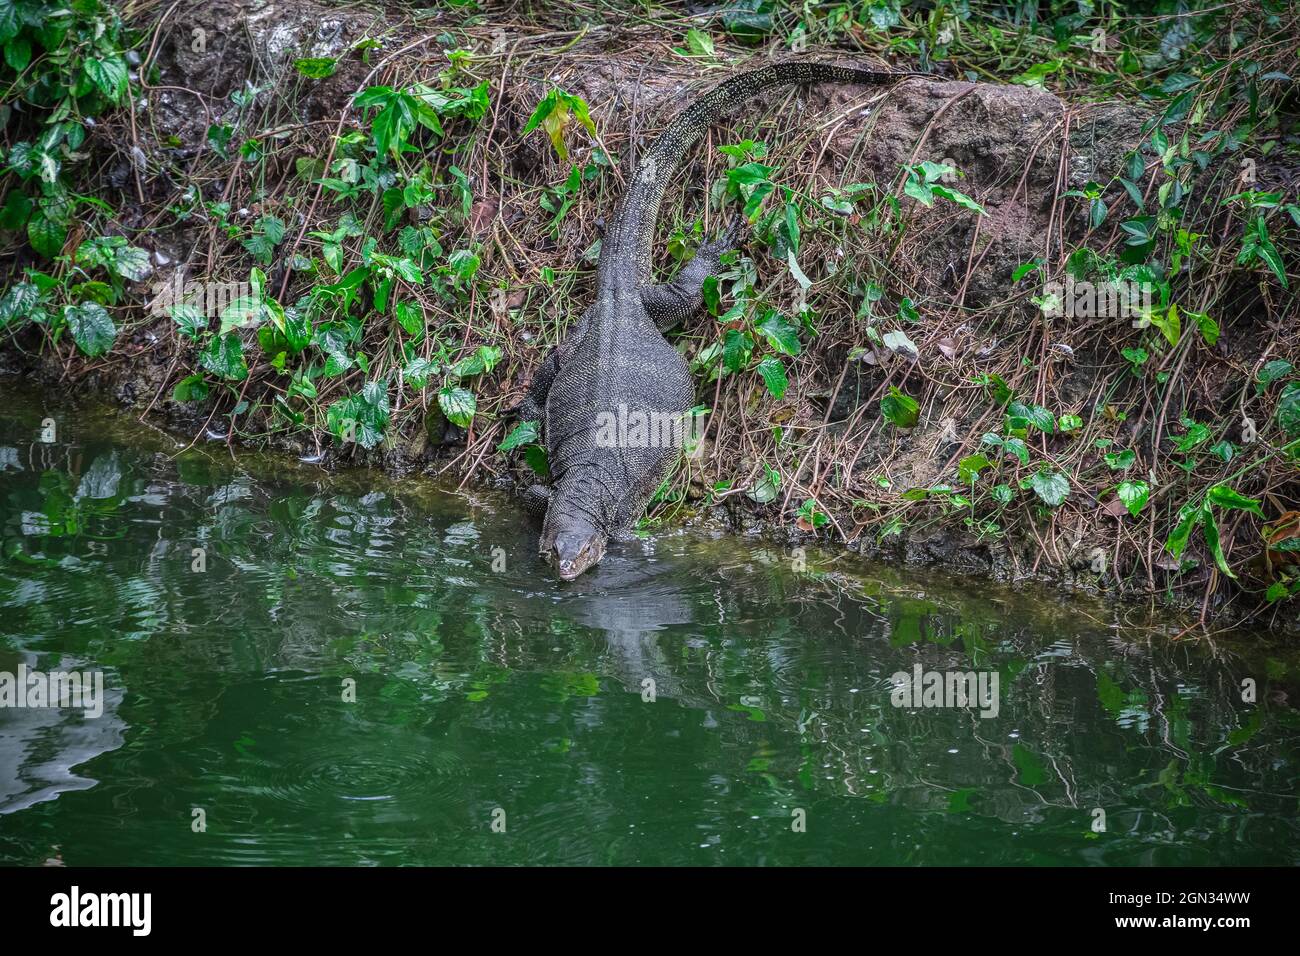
left=0, top=387, right=1297, bottom=867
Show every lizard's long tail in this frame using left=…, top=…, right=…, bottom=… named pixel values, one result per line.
left=600, top=62, right=922, bottom=285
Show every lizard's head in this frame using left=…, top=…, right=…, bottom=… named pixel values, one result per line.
left=540, top=515, right=607, bottom=581
left=538, top=509, right=608, bottom=582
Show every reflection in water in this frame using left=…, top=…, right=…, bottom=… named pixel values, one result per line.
left=0, top=652, right=126, bottom=815
left=564, top=551, right=701, bottom=702
left=0, top=388, right=1297, bottom=866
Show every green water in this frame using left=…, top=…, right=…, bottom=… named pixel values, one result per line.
left=0, top=390, right=1296, bottom=866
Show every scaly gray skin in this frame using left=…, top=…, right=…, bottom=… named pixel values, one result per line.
left=515, top=62, right=918, bottom=580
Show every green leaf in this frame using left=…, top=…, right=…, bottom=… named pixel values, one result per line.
left=1256, top=359, right=1293, bottom=393
left=1161, top=87, right=1196, bottom=125
left=326, top=381, right=390, bottom=449
left=881, top=387, right=920, bottom=428
left=394, top=300, right=424, bottom=337
left=172, top=374, right=209, bottom=403
left=447, top=249, right=480, bottom=283
left=1105, top=448, right=1136, bottom=470
left=1028, top=469, right=1070, bottom=506
left=449, top=345, right=502, bottom=378
left=1277, top=382, right=1300, bottom=439
left=722, top=0, right=775, bottom=35
left=0, top=1, right=20, bottom=45
left=901, top=486, right=944, bottom=502
left=722, top=328, right=754, bottom=373
left=797, top=498, right=829, bottom=529
left=438, top=386, right=476, bottom=428
left=1118, top=178, right=1144, bottom=211
left=524, top=444, right=549, bottom=477
left=0, top=188, right=30, bottom=230
left=1012, top=261, right=1042, bottom=282
left=411, top=81, right=490, bottom=124
left=522, top=88, right=594, bottom=161
left=1171, top=420, right=1210, bottom=453
left=983, top=373, right=1014, bottom=407
left=1006, top=400, right=1055, bottom=434
left=4, top=34, right=30, bottom=71
left=170, top=303, right=206, bottom=340
left=242, top=215, right=285, bottom=265
left=381, top=188, right=405, bottom=232
left=1206, top=484, right=1263, bottom=517
left=1149, top=304, right=1182, bottom=348
left=755, top=310, right=801, bottom=356
left=113, top=245, right=152, bottom=282
left=1251, top=220, right=1288, bottom=288
left=755, top=357, right=787, bottom=399
left=1122, top=346, right=1149, bottom=370
left=958, top=454, right=991, bottom=484
left=0, top=281, right=41, bottom=327
left=1121, top=217, right=1154, bottom=246
left=1116, top=480, right=1150, bottom=518
left=498, top=420, right=539, bottom=453
left=206, top=124, right=234, bottom=159
left=1202, top=512, right=1233, bottom=578
left=1190, top=310, right=1219, bottom=346
left=930, top=183, right=986, bottom=215
left=402, top=356, right=437, bottom=390
left=64, top=303, right=117, bottom=357
left=378, top=97, right=417, bottom=157
left=1208, top=439, right=1236, bottom=463
left=903, top=173, right=934, bottom=207
left=684, top=27, right=715, bottom=56
left=27, top=212, right=65, bottom=258
left=219, top=296, right=264, bottom=335
left=701, top=275, right=720, bottom=315
left=1165, top=502, right=1203, bottom=560
left=199, top=332, right=249, bottom=381
left=84, top=55, right=129, bottom=103
left=1000, top=436, right=1030, bottom=465
left=1012, top=59, right=1063, bottom=86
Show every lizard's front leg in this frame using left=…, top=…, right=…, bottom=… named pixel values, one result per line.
left=522, top=483, right=551, bottom=521
left=508, top=350, right=560, bottom=424
left=641, top=221, right=742, bottom=332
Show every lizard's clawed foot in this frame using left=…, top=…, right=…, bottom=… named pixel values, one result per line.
left=504, top=398, right=542, bottom=424
left=697, top=213, right=748, bottom=263
left=711, top=213, right=748, bottom=252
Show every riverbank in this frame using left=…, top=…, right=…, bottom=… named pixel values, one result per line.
left=1, top=1, right=1297, bottom=629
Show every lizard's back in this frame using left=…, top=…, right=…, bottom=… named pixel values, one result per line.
left=545, top=297, right=693, bottom=528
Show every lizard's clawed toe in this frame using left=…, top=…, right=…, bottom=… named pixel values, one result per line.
left=717, top=213, right=747, bottom=248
